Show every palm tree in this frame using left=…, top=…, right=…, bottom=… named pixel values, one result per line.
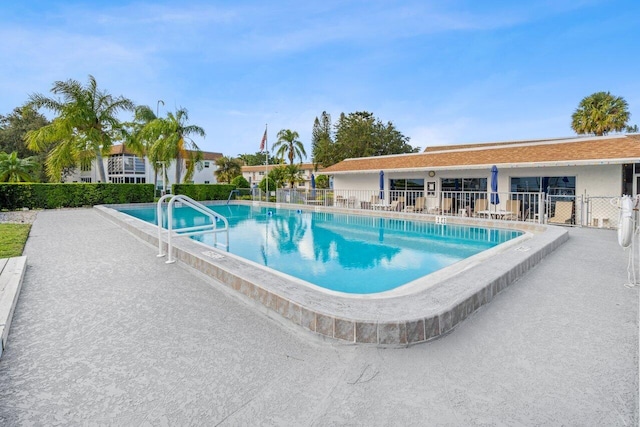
left=272, top=129, right=306, bottom=165
left=282, top=164, right=304, bottom=189
left=25, top=75, right=134, bottom=182
left=214, top=156, right=242, bottom=183
left=142, top=108, right=205, bottom=184
left=571, top=92, right=630, bottom=136
left=0, top=151, right=37, bottom=182
left=267, top=166, right=287, bottom=189
left=124, top=105, right=162, bottom=189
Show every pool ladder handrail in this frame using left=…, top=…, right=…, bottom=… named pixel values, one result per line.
left=227, top=189, right=240, bottom=205
left=156, top=194, right=229, bottom=263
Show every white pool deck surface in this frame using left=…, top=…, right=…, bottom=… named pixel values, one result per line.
left=0, top=208, right=637, bottom=425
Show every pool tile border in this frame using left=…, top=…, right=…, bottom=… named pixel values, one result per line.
left=96, top=202, right=568, bottom=347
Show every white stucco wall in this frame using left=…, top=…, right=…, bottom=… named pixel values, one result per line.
left=332, top=164, right=624, bottom=198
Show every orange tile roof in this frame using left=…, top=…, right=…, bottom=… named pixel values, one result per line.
left=323, top=135, right=640, bottom=173
left=242, top=163, right=322, bottom=172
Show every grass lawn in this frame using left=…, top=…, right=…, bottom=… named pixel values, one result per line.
left=0, top=224, right=32, bottom=258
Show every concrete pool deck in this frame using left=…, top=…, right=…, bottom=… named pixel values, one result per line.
left=0, top=208, right=637, bottom=424
left=97, top=202, right=569, bottom=345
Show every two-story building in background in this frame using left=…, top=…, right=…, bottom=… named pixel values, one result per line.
left=241, top=163, right=324, bottom=190
left=66, top=144, right=223, bottom=191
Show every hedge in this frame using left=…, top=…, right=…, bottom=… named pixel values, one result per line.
left=172, top=184, right=236, bottom=201
left=0, top=183, right=154, bottom=210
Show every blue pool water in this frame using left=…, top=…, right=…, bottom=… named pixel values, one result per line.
left=118, top=204, right=522, bottom=294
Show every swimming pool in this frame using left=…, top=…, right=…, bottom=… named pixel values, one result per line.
left=118, top=204, right=522, bottom=294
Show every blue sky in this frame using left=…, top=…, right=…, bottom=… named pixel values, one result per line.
left=1, top=0, right=639, bottom=158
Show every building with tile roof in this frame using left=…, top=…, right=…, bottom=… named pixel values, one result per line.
left=322, top=134, right=640, bottom=221
left=242, top=162, right=324, bottom=190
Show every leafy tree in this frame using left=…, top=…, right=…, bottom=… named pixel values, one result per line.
left=123, top=105, right=163, bottom=186
left=258, top=176, right=276, bottom=193
left=333, top=111, right=418, bottom=161
left=311, top=111, right=418, bottom=167
left=0, top=106, right=50, bottom=182
left=267, top=166, right=287, bottom=189
left=237, top=151, right=278, bottom=166
left=282, top=164, right=304, bottom=189
left=315, top=174, right=329, bottom=189
left=214, top=156, right=242, bottom=183
left=0, top=151, right=38, bottom=182
left=142, top=108, right=205, bottom=184
left=571, top=92, right=630, bottom=136
left=626, top=124, right=639, bottom=133
left=230, top=175, right=250, bottom=189
left=272, top=129, right=306, bottom=165
left=25, top=75, right=134, bottom=182
left=311, top=111, right=335, bottom=168
left=0, top=106, right=49, bottom=158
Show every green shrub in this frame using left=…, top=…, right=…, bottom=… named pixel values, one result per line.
left=258, top=176, right=276, bottom=193
left=315, top=174, right=329, bottom=189
left=230, top=175, right=250, bottom=189
left=172, top=184, right=235, bottom=201
left=0, top=183, right=154, bottom=210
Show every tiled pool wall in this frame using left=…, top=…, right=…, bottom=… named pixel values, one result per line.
left=97, top=201, right=568, bottom=346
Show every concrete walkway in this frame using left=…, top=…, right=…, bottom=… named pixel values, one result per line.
left=0, top=208, right=637, bottom=425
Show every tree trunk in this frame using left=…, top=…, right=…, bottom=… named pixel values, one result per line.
left=175, top=152, right=182, bottom=184
left=95, top=150, right=106, bottom=182
left=153, top=166, right=158, bottom=196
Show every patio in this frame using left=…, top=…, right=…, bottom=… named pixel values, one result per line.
left=263, top=188, right=623, bottom=229
left=0, top=208, right=637, bottom=425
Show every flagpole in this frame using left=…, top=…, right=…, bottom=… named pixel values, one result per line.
left=264, top=124, right=268, bottom=202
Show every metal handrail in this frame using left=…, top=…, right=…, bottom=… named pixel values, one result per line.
left=227, top=189, right=240, bottom=205
left=156, top=194, right=229, bottom=263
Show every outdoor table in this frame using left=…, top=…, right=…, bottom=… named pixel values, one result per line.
left=477, top=210, right=510, bottom=219
left=373, top=203, right=391, bottom=211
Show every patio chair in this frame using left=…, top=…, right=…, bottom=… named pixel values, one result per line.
left=347, top=196, right=357, bottom=208
left=387, top=200, right=401, bottom=211
left=429, top=197, right=452, bottom=215
left=503, top=199, right=521, bottom=220
left=548, top=201, right=573, bottom=224
left=441, top=197, right=452, bottom=214
left=405, top=197, right=426, bottom=213
left=473, top=199, right=488, bottom=217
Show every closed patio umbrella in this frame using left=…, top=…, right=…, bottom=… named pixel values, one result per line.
left=311, top=173, right=316, bottom=197
left=490, top=165, right=500, bottom=208
left=379, top=170, right=384, bottom=200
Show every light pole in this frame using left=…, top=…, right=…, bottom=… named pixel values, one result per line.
left=156, top=100, right=164, bottom=117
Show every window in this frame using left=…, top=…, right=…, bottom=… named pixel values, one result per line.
left=204, top=181, right=210, bottom=184
left=80, top=159, right=92, bottom=172
left=510, top=176, right=575, bottom=194
left=204, top=161, right=210, bottom=168
left=134, top=157, right=145, bottom=174
left=440, top=178, right=487, bottom=192
left=80, top=177, right=92, bottom=183
left=390, top=178, right=425, bottom=204
left=107, top=156, right=123, bottom=174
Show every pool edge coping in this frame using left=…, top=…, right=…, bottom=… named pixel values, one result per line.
left=96, top=202, right=568, bottom=346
